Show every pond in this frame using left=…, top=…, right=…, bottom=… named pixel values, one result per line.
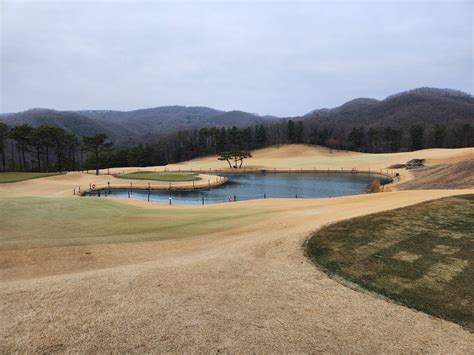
left=87, top=172, right=390, bottom=205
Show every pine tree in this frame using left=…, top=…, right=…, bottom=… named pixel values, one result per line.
left=287, top=120, right=296, bottom=143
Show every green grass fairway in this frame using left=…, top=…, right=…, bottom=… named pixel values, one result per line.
left=0, top=172, right=63, bottom=183
left=307, top=195, right=474, bottom=330
left=0, top=197, right=269, bottom=250
left=115, top=171, right=200, bottom=181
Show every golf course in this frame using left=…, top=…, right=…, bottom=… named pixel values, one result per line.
left=1, top=144, right=473, bottom=353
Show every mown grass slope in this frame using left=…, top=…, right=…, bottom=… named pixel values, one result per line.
left=0, top=172, right=63, bottom=183
left=114, top=171, right=200, bottom=181
left=0, top=197, right=268, bottom=249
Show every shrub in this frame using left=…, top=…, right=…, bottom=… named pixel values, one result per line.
left=368, top=179, right=381, bottom=193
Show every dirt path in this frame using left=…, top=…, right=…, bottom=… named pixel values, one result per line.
left=1, top=190, right=473, bottom=352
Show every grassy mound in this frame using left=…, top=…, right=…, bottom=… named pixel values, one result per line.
left=307, top=195, right=474, bottom=330
left=114, top=171, right=200, bottom=182
left=0, top=172, right=63, bottom=183
left=397, top=159, right=474, bottom=190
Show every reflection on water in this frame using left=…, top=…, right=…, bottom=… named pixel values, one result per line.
left=86, top=173, right=390, bottom=205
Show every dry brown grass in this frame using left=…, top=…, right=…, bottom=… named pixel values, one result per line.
left=0, top=172, right=222, bottom=198
left=1, top=190, right=474, bottom=352
left=1, top=145, right=474, bottom=352
left=397, top=159, right=474, bottom=190
left=0, top=145, right=471, bottom=199
left=164, top=144, right=474, bottom=171
left=307, top=195, right=474, bottom=330
left=368, top=179, right=381, bottom=193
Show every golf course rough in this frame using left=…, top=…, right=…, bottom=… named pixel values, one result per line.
left=1, top=145, right=473, bottom=352
left=0, top=196, right=270, bottom=249
left=307, top=194, right=474, bottom=330
left=0, top=172, right=64, bottom=183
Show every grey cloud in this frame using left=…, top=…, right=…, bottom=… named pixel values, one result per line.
left=1, top=1, right=472, bottom=116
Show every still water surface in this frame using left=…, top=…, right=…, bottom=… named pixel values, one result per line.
left=89, top=173, right=388, bottom=205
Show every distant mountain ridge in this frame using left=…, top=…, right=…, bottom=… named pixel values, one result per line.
left=79, top=106, right=226, bottom=136
left=0, top=108, right=135, bottom=140
left=78, top=106, right=279, bottom=135
left=302, top=87, right=473, bottom=129
left=1, top=87, right=472, bottom=142
left=0, top=106, right=280, bottom=142
left=386, top=87, right=472, bottom=100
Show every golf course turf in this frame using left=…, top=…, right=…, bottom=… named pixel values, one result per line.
left=307, top=194, right=474, bottom=330
left=114, top=171, right=200, bottom=181
left=0, top=197, right=269, bottom=249
left=1, top=145, right=473, bottom=353
left=0, top=172, right=63, bottom=183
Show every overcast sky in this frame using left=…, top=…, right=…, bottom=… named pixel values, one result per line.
left=1, top=0, right=472, bottom=116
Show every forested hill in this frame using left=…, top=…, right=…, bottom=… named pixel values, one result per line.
left=0, top=87, right=472, bottom=172
left=79, top=106, right=225, bottom=136
left=301, top=87, right=473, bottom=129
left=80, top=106, right=280, bottom=136
left=0, top=109, right=135, bottom=141
left=0, top=87, right=472, bottom=149
left=0, top=106, right=279, bottom=141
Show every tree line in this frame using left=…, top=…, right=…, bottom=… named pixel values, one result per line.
left=0, top=122, right=111, bottom=174
left=98, top=121, right=472, bottom=169
left=0, top=120, right=472, bottom=173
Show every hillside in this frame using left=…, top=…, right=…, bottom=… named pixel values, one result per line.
left=81, top=106, right=279, bottom=136
left=396, top=159, right=474, bottom=190
left=1, top=88, right=472, bottom=146
left=79, top=106, right=225, bottom=135
left=166, top=144, right=474, bottom=171
left=302, top=87, right=474, bottom=129
left=0, top=109, right=134, bottom=140
left=0, top=106, right=279, bottom=140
